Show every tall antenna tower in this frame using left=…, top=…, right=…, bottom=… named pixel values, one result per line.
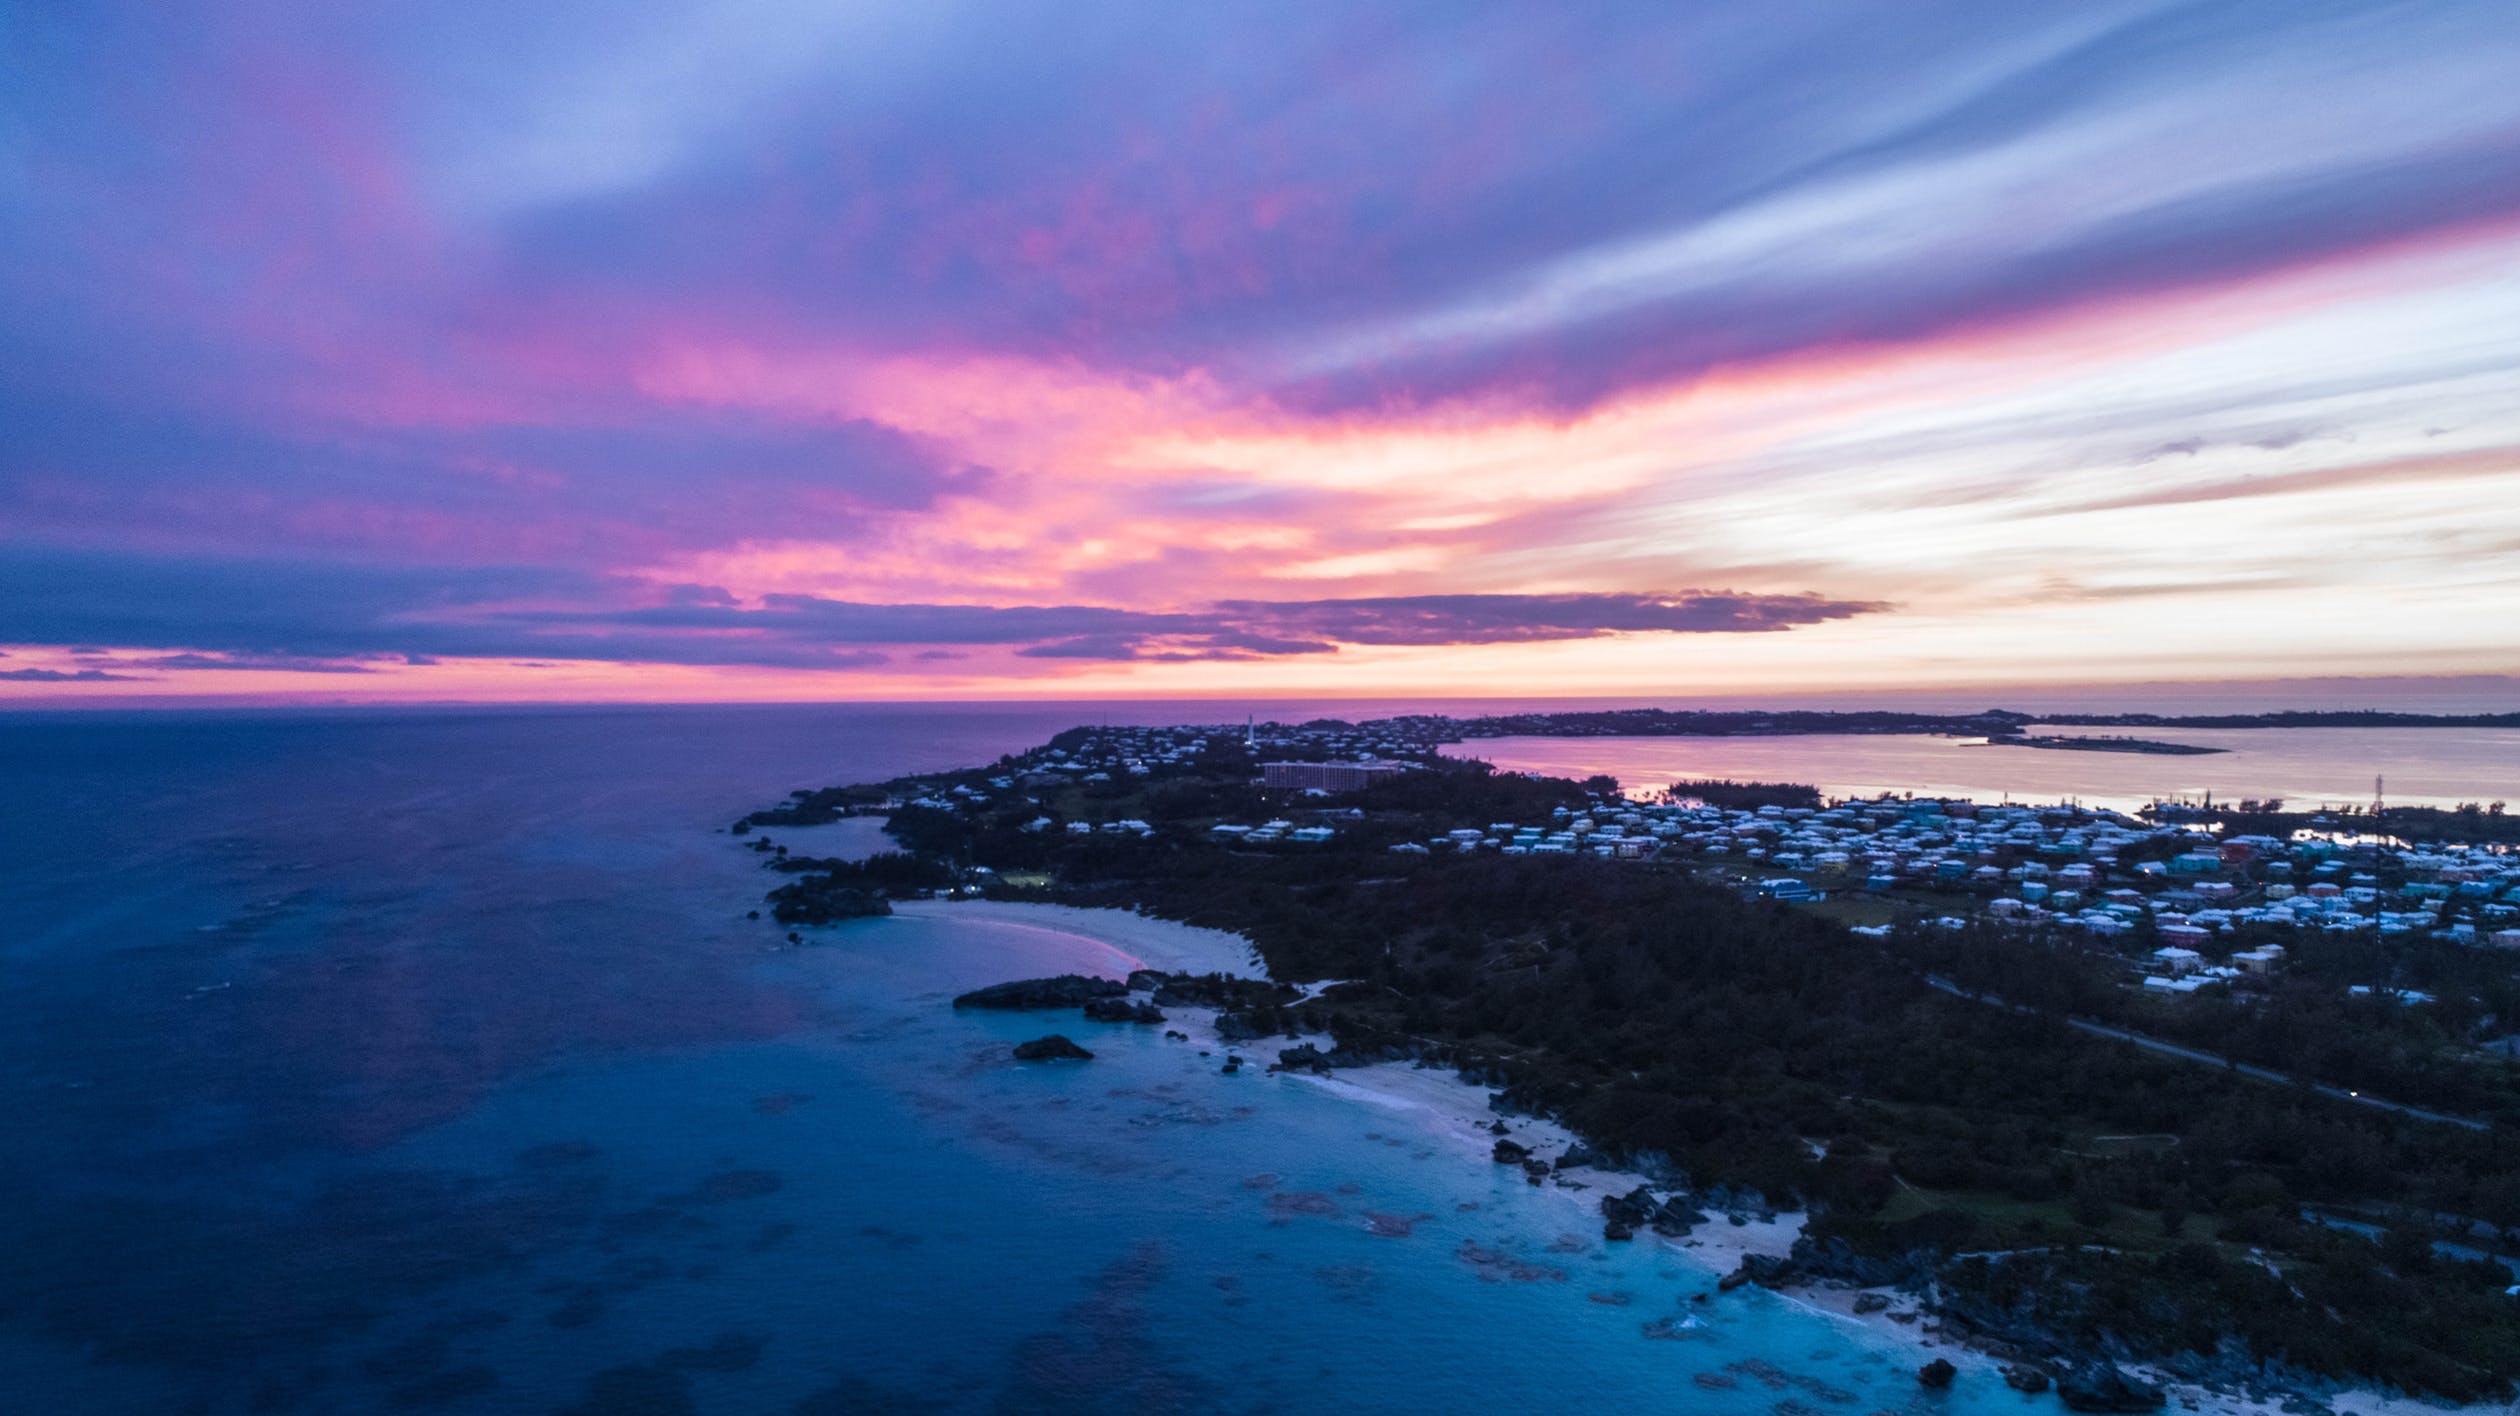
left=2370, top=774, right=2385, bottom=816
left=1245, top=712, right=1255, bottom=749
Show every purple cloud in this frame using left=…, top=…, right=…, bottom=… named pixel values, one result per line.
left=0, top=667, right=147, bottom=682
left=0, top=543, right=1881, bottom=668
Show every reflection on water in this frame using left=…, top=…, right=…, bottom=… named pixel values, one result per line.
left=1445, top=726, right=2520, bottom=813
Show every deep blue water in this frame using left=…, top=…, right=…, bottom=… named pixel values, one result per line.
left=1, top=704, right=2029, bottom=1415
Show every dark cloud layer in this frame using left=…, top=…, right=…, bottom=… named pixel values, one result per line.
left=0, top=546, right=1880, bottom=670
left=0, top=667, right=145, bottom=682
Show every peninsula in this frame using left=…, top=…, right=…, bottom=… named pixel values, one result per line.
left=742, top=714, right=2520, bottom=1407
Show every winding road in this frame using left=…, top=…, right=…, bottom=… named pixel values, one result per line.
left=1923, top=975, right=2491, bottom=1132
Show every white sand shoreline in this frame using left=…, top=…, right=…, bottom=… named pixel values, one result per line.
left=900, top=898, right=2463, bottom=1416
left=884, top=898, right=1262, bottom=977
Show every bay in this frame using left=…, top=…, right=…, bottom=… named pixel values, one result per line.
left=1445, top=727, right=2520, bottom=813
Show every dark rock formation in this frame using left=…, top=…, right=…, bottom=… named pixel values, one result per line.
left=1492, top=1138, right=1531, bottom=1164
left=1777, top=1234, right=1938, bottom=1291
left=1145, top=973, right=1300, bottom=1010
left=1012, top=1034, right=1094, bottom=1061
left=1650, top=1198, right=1710, bottom=1236
left=953, top=975, right=1125, bottom=1010
left=1082, top=997, right=1164, bottom=1024
left=1272, top=1043, right=1331, bottom=1074
left=1919, top=1358, right=1957, bottom=1389
left=1732, top=1253, right=1794, bottom=1288
left=2055, top=1363, right=2164, bottom=1412
left=766, top=880, right=891, bottom=925
left=1213, top=1008, right=1285, bottom=1041
left=2003, top=1367, right=2052, bottom=1394
left=1600, top=1184, right=1706, bottom=1238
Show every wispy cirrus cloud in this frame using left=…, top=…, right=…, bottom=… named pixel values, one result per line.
left=2022, top=444, right=2520, bottom=519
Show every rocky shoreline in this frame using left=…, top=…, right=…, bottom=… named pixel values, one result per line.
left=939, top=938, right=2457, bottom=1416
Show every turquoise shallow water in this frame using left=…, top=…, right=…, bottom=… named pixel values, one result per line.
left=0, top=704, right=2037, bottom=1414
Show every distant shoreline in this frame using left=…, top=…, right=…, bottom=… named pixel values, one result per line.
left=1411, top=706, right=2520, bottom=744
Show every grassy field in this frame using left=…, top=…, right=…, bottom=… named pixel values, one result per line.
left=1877, top=1179, right=2219, bottom=1255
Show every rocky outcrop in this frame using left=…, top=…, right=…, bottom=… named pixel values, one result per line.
left=2055, top=1363, right=2164, bottom=1412
left=1600, top=1184, right=1708, bottom=1238
left=1730, top=1253, right=1795, bottom=1288
left=1777, top=1235, right=1938, bottom=1292
left=1213, top=1008, right=1290, bottom=1042
left=1919, top=1359, right=1957, bottom=1389
left=1652, top=1199, right=1710, bottom=1236
left=2003, top=1367, right=2052, bottom=1394
left=1324, top=1039, right=1418, bottom=1066
left=1492, top=1138, right=1531, bottom=1164
left=953, top=976, right=1125, bottom=1010
left=766, top=881, right=892, bottom=924
left=1082, top=997, right=1165, bottom=1024
left=1012, top=1034, right=1095, bottom=1061
left=1145, top=973, right=1300, bottom=1010
left=1272, top=1043, right=1331, bottom=1075
left=1602, top=1186, right=1654, bottom=1230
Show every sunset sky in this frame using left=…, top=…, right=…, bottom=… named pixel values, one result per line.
left=6, top=1, right=2519, bottom=703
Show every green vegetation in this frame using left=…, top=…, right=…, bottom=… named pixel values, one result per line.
left=748, top=737, right=2520, bottom=1402
left=1667, top=779, right=1823, bottom=810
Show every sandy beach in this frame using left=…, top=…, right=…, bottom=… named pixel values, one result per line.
left=883, top=897, right=1263, bottom=977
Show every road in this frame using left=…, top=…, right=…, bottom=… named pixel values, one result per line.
left=1923, top=975, right=2491, bottom=1132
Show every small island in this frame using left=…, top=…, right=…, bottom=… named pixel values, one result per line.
left=1979, top=733, right=2226, bottom=756
left=738, top=710, right=2520, bottom=1408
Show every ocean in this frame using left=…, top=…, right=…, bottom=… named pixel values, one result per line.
left=10, top=701, right=2486, bottom=1414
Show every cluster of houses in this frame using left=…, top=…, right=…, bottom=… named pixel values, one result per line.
left=892, top=720, right=2520, bottom=1003
left=1211, top=818, right=1339, bottom=845
left=1346, top=790, right=2520, bottom=995
left=1435, top=794, right=2516, bottom=939
left=900, top=724, right=1276, bottom=814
